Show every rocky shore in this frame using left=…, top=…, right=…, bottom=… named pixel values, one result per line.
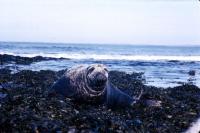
left=0, top=54, right=200, bottom=132
left=0, top=54, right=67, bottom=65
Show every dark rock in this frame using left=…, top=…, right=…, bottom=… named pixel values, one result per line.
left=0, top=54, right=68, bottom=65
left=188, top=70, right=195, bottom=76
left=0, top=68, right=11, bottom=75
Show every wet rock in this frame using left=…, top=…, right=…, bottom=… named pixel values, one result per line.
left=188, top=70, right=195, bottom=76
left=0, top=54, right=67, bottom=65
left=0, top=68, right=11, bottom=75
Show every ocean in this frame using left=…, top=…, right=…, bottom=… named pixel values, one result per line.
left=1, top=42, right=200, bottom=88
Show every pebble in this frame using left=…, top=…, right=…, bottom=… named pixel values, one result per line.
left=68, top=128, right=76, bottom=133
left=0, top=93, right=7, bottom=99
left=126, top=119, right=142, bottom=127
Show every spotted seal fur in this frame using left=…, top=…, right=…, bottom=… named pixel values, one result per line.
left=48, top=64, right=143, bottom=108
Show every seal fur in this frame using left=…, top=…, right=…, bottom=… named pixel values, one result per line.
left=49, top=64, right=141, bottom=108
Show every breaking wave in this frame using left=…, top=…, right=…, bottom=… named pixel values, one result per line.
left=1, top=52, right=200, bottom=62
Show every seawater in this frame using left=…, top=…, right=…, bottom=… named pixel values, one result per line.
left=1, top=42, right=200, bottom=88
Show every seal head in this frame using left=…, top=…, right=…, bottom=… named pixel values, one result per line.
left=86, top=64, right=108, bottom=92
left=63, top=64, right=108, bottom=102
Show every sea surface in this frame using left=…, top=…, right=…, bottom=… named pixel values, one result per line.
left=1, top=42, right=200, bottom=88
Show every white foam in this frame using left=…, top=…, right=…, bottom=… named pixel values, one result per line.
left=1, top=52, right=200, bottom=62
left=185, top=118, right=200, bottom=133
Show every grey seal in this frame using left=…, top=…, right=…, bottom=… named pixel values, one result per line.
left=48, top=64, right=143, bottom=108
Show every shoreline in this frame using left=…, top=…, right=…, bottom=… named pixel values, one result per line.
left=1, top=67, right=200, bottom=132
left=1, top=54, right=200, bottom=89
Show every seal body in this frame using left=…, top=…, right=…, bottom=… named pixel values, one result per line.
left=49, top=64, right=136, bottom=108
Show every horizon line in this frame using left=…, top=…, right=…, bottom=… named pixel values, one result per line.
left=0, top=41, right=200, bottom=47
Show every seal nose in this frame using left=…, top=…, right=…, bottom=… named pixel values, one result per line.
left=96, top=73, right=107, bottom=85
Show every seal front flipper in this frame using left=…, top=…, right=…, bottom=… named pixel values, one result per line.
left=48, top=76, right=76, bottom=97
left=106, top=82, right=136, bottom=109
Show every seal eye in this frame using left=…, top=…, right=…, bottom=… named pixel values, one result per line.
left=88, top=67, right=95, bottom=74
left=104, top=68, right=108, bottom=72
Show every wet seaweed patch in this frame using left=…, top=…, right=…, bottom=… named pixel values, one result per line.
left=0, top=68, right=200, bottom=132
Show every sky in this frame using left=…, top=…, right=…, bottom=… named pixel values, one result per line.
left=0, top=0, right=200, bottom=45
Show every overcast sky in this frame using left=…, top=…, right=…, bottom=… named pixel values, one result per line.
left=0, top=0, right=200, bottom=45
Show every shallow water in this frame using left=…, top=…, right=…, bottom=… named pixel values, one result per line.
left=1, top=42, right=200, bottom=88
